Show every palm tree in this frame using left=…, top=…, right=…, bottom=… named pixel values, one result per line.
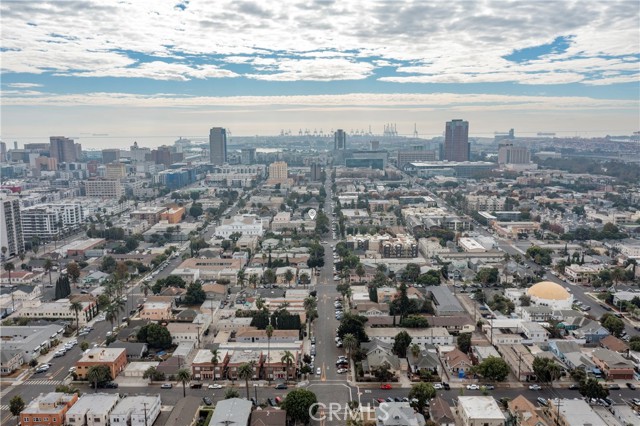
left=299, top=272, right=310, bottom=288
left=249, top=274, right=258, bottom=289
left=284, top=269, right=295, bottom=287
left=1, top=246, right=7, bottom=259
left=266, top=324, right=274, bottom=384
left=86, top=365, right=108, bottom=393
left=141, top=281, right=151, bottom=297
left=3, top=261, right=15, bottom=286
left=281, top=350, right=295, bottom=384
left=69, top=301, right=83, bottom=333
left=303, top=296, right=317, bottom=335
left=355, top=263, right=365, bottom=283
left=210, top=349, right=220, bottom=382
left=104, top=304, right=119, bottom=330
left=410, top=343, right=421, bottom=358
left=237, top=269, right=246, bottom=289
left=342, top=333, right=358, bottom=362
left=44, top=259, right=54, bottom=288
left=176, top=368, right=191, bottom=398
left=238, top=362, right=254, bottom=400
left=255, top=296, right=265, bottom=311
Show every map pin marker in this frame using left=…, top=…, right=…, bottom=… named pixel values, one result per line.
left=308, top=209, right=317, bottom=220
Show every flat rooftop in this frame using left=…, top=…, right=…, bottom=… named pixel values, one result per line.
left=458, top=396, right=505, bottom=420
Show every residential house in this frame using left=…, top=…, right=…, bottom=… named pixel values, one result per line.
left=591, top=348, right=635, bottom=380
left=20, top=392, right=79, bottom=426
left=430, top=397, right=455, bottom=426
left=375, top=402, right=425, bottom=426
left=362, top=339, right=400, bottom=375
left=202, top=283, right=227, bottom=300
left=250, top=408, right=287, bottom=426
left=520, top=306, right=553, bottom=323
left=458, top=396, right=506, bottom=426
left=0, top=349, right=24, bottom=376
left=425, top=315, right=474, bottom=334
left=352, top=302, right=390, bottom=317
left=110, top=395, right=161, bottom=426
left=442, top=348, right=472, bottom=377
left=571, top=320, right=610, bottom=344
left=175, top=309, right=197, bottom=322
left=546, top=399, right=602, bottom=426
left=108, top=341, right=148, bottom=360
left=599, top=335, right=629, bottom=353
left=166, top=322, right=204, bottom=345
left=365, top=327, right=454, bottom=346
left=209, top=398, right=252, bottom=426
left=407, top=349, right=440, bottom=378
left=235, top=329, right=299, bottom=344
left=65, top=393, right=120, bottom=426
left=139, top=301, right=172, bottom=321
left=507, top=395, right=549, bottom=426
left=425, top=286, right=465, bottom=316
left=163, top=396, right=202, bottom=426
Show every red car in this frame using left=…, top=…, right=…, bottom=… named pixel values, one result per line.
left=380, top=384, right=392, bottom=390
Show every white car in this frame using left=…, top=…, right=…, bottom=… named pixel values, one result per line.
left=316, top=367, right=322, bottom=375
left=337, top=368, right=348, bottom=374
left=208, top=384, right=223, bottom=389
left=466, top=384, right=480, bottom=390
left=434, top=383, right=443, bottom=390
left=529, top=384, right=542, bottom=390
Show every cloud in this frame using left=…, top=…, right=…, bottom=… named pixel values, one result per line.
left=58, top=61, right=239, bottom=81
left=6, top=82, right=43, bottom=88
left=245, top=58, right=375, bottom=81
left=0, top=0, right=636, bottom=84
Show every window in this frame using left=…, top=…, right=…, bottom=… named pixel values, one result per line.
left=23, top=418, right=29, bottom=423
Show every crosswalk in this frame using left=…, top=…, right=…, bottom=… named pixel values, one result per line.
left=0, top=404, right=8, bottom=411
left=23, top=379, right=63, bottom=386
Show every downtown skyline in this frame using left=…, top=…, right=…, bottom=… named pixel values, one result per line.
left=1, top=0, right=639, bottom=148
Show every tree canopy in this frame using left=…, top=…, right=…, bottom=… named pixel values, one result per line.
left=281, top=389, right=318, bottom=425
left=137, top=323, right=172, bottom=349
left=472, top=356, right=510, bottom=382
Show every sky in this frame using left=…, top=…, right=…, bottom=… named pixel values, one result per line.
left=1, top=0, right=639, bottom=149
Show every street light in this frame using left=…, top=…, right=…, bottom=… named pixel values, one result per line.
left=253, top=383, right=258, bottom=402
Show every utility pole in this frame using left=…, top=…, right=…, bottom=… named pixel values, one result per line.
left=143, top=402, right=148, bottom=426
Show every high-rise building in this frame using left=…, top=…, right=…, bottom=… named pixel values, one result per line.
left=443, top=120, right=470, bottom=162
left=50, top=136, right=79, bottom=163
left=0, top=195, right=23, bottom=257
left=209, top=127, right=227, bottom=165
left=241, top=148, right=256, bottom=165
left=498, top=142, right=530, bottom=165
left=105, top=163, right=126, bottom=179
left=310, top=163, right=322, bottom=181
left=102, top=149, right=120, bottom=164
left=0, top=141, right=7, bottom=162
left=268, top=161, right=288, bottom=182
left=334, top=129, right=347, bottom=150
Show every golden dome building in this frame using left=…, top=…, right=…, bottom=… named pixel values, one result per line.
left=526, top=281, right=574, bottom=310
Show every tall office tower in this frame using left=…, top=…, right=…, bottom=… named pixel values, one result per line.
left=0, top=141, right=6, bottom=162
left=443, top=119, right=470, bottom=162
left=370, top=140, right=380, bottom=150
left=241, top=148, right=256, bottom=165
left=334, top=129, right=346, bottom=150
left=49, top=136, right=78, bottom=163
left=498, top=142, right=530, bottom=165
left=102, top=149, right=120, bottom=164
left=310, top=163, right=322, bottom=181
left=209, top=127, right=227, bottom=165
left=0, top=195, right=23, bottom=257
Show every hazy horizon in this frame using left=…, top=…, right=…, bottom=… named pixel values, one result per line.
left=1, top=0, right=639, bottom=149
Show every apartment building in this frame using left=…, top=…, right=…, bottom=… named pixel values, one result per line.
left=20, top=206, right=62, bottom=241
left=20, top=392, right=79, bottom=426
left=65, top=393, right=120, bottom=426
left=110, top=395, right=161, bottom=426
left=75, top=348, right=128, bottom=380
left=84, top=179, right=124, bottom=198
left=0, top=195, right=23, bottom=257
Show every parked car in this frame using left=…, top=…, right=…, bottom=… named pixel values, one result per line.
left=268, top=398, right=276, bottom=407
left=161, top=383, right=173, bottom=389
left=537, top=397, right=548, bottom=406
left=608, top=384, right=621, bottom=390
left=568, top=384, right=580, bottom=390
left=433, top=383, right=443, bottom=390
left=103, top=382, right=119, bottom=389
left=316, top=367, right=322, bottom=375
left=202, top=397, right=212, bottom=406
left=209, top=383, right=223, bottom=389
left=626, top=382, right=637, bottom=390
left=275, top=397, right=283, bottom=405
left=482, top=384, right=495, bottom=390
left=380, top=384, right=392, bottom=390
left=529, top=384, right=542, bottom=390
left=466, top=384, right=480, bottom=390
left=274, top=383, right=288, bottom=390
